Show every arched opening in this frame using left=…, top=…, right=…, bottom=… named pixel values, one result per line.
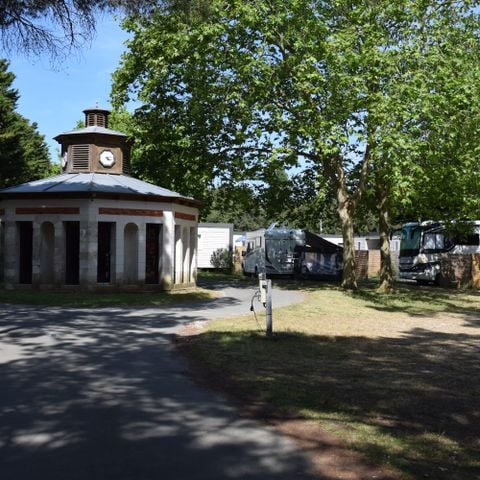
left=18, top=221, right=33, bottom=284
left=97, top=222, right=115, bottom=283
left=124, top=223, right=139, bottom=284
left=145, top=223, right=161, bottom=284
left=40, top=222, right=55, bottom=284
left=64, top=221, right=80, bottom=285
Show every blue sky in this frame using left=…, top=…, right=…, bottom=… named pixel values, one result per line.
left=5, top=15, right=131, bottom=162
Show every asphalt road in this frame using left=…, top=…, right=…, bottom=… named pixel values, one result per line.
left=0, top=281, right=317, bottom=480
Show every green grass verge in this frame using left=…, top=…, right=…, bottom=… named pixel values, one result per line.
left=0, top=287, right=217, bottom=307
left=179, top=281, right=480, bottom=480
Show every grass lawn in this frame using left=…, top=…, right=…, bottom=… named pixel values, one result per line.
left=178, top=280, right=480, bottom=480
left=0, top=286, right=218, bottom=307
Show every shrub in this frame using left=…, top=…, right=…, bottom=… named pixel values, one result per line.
left=210, top=248, right=234, bottom=272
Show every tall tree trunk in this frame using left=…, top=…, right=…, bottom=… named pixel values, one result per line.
left=337, top=185, right=357, bottom=290
left=377, top=183, right=394, bottom=292
left=326, top=145, right=371, bottom=291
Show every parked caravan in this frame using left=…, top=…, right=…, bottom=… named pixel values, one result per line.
left=299, top=231, right=343, bottom=278
left=242, top=225, right=343, bottom=278
left=242, top=225, right=304, bottom=276
left=398, top=220, right=480, bottom=283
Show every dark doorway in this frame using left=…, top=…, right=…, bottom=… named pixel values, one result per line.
left=65, top=221, right=80, bottom=285
left=18, top=222, right=33, bottom=284
left=97, top=222, right=113, bottom=283
left=145, top=223, right=160, bottom=284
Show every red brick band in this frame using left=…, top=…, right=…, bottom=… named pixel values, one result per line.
left=99, top=207, right=164, bottom=217
left=16, top=207, right=80, bottom=214
left=175, top=212, right=196, bottom=221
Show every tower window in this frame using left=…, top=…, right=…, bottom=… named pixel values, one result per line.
left=72, top=144, right=90, bottom=171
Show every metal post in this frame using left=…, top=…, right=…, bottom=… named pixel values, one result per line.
left=266, top=279, right=273, bottom=336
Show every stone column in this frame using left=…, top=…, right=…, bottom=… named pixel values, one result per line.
left=53, top=220, right=65, bottom=286
left=162, top=211, right=174, bottom=290
left=31, top=222, right=41, bottom=287
left=79, top=218, right=98, bottom=288
left=137, top=222, right=146, bottom=284
left=190, top=226, right=197, bottom=284
left=174, top=225, right=183, bottom=285
left=115, top=221, right=125, bottom=285
left=183, top=227, right=190, bottom=285
left=3, top=220, right=17, bottom=289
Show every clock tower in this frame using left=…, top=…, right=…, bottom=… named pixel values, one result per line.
left=54, top=107, right=131, bottom=175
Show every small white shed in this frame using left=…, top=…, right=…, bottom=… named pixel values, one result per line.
left=197, top=223, right=233, bottom=268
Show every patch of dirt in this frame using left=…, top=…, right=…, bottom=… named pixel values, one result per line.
left=175, top=329, right=403, bottom=480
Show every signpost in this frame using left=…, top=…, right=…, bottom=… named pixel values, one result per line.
left=258, top=273, right=273, bottom=337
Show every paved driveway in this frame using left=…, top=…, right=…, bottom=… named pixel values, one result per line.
left=0, top=282, right=317, bottom=480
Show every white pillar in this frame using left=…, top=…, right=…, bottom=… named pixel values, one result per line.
left=3, top=220, right=17, bottom=288
left=53, top=220, right=65, bottom=286
left=31, top=222, right=41, bottom=286
left=138, top=223, right=146, bottom=284
left=162, top=212, right=174, bottom=289
left=115, top=221, right=125, bottom=285
left=79, top=218, right=97, bottom=287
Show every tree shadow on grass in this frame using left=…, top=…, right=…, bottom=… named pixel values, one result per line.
left=349, top=284, right=480, bottom=324
left=184, top=326, right=480, bottom=480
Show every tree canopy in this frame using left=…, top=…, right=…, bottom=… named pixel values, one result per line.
left=0, top=59, right=53, bottom=188
left=0, top=0, right=159, bottom=58
left=112, top=0, right=480, bottom=289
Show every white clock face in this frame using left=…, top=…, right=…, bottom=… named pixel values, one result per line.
left=61, top=152, right=68, bottom=169
left=99, top=150, right=115, bottom=168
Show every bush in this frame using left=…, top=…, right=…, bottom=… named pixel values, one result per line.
left=210, top=248, right=234, bottom=272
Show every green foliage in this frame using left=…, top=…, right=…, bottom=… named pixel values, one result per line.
left=0, top=59, right=52, bottom=188
left=210, top=248, right=233, bottom=271
left=0, top=1, right=156, bottom=59
left=202, top=185, right=267, bottom=231
left=112, top=1, right=480, bottom=288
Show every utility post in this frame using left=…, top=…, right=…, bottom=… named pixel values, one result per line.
left=259, top=272, right=273, bottom=337
left=265, top=278, right=273, bottom=336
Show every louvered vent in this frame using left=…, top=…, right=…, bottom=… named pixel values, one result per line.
left=72, top=145, right=90, bottom=171
left=86, top=112, right=106, bottom=127
left=123, top=151, right=131, bottom=175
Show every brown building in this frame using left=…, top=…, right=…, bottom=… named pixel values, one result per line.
left=0, top=107, right=201, bottom=290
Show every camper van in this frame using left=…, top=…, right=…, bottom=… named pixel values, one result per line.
left=242, top=224, right=343, bottom=278
left=398, top=220, right=480, bottom=283
left=242, top=225, right=305, bottom=276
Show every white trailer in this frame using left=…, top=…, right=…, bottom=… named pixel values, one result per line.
left=197, top=223, right=234, bottom=269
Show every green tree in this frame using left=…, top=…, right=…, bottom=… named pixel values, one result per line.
left=0, top=59, right=52, bottom=188
left=202, top=185, right=267, bottom=232
left=112, top=0, right=480, bottom=289
left=0, top=1, right=157, bottom=59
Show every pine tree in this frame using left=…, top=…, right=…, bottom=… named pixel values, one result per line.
left=0, top=59, right=52, bottom=188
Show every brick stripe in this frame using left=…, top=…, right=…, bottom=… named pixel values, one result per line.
left=175, top=212, right=196, bottom=221
left=99, top=207, right=163, bottom=217
left=16, top=207, right=80, bottom=215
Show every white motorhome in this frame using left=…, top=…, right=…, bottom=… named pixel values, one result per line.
left=398, top=220, right=480, bottom=283
left=242, top=225, right=305, bottom=276
left=242, top=224, right=343, bottom=278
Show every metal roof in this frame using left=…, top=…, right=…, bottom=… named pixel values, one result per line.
left=54, top=125, right=127, bottom=140
left=0, top=173, right=200, bottom=206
